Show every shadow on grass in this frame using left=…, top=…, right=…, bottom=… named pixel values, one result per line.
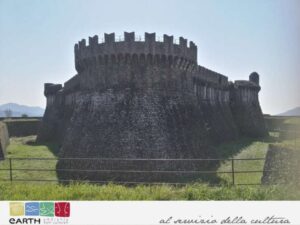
left=201, top=133, right=279, bottom=185
left=214, top=133, right=279, bottom=159
left=27, top=139, right=61, bottom=157
left=53, top=135, right=274, bottom=186
left=27, top=134, right=279, bottom=186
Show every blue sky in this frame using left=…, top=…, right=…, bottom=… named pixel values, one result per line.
left=0, top=0, right=299, bottom=114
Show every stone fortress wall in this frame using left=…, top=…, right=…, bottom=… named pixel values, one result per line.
left=0, top=121, right=9, bottom=160
left=37, top=32, right=267, bottom=183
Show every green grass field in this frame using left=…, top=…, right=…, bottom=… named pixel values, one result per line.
left=216, top=139, right=269, bottom=185
left=0, top=134, right=279, bottom=185
left=284, top=117, right=300, bottom=125
left=216, top=117, right=300, bottom=185
left=0, top=117, right=299, bottom=200
left=1, top=182, right=299, bottom=200
left=0, top=136, right=58, bottom=182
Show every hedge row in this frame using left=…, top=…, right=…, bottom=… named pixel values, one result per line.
left=4, top=119, right=41, bottom=137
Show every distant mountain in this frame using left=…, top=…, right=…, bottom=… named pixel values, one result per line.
left=277, top=106, right=300, bottom=116
left=0, top=103, right=44, bottom=117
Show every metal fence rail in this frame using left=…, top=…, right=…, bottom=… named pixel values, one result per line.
left=0, top=157, right=273, bottom=186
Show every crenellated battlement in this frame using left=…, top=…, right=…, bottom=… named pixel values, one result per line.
left=74, top=32, right=197, bottom=72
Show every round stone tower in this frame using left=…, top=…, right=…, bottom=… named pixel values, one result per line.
left=37, top=32, right=267, bottom=184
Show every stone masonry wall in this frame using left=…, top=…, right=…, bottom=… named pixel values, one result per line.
left=0, top=121, right=9, bottom=160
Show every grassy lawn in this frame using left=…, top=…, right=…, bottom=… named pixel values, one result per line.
left=0, top=136, right=58, bottom=182
left=283, top=117, right=300, bottom=126
left=0, top=133, right=298, bottom=200
left=216, top=117, right=300, bottom=185
left=0, top=116, right=299, bottom=200
left=0, top=135, right=276, bottom=186
left=216, top=139, right=269, bottom=185
left=0, top=182, right=299, bottom=200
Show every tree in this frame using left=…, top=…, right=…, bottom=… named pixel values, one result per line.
left=4, top=109, right=12, bottom=118
left=21, top=113, right=28, bottom=118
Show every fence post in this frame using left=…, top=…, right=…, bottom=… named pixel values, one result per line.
left=231, top=158, right=235, bottom=185
left=9, top=158, right=13, bottom=183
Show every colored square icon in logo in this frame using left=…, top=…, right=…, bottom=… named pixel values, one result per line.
left=55, top=202, right=70, bottom=217
left=25, top=202, right=40, bottom=216
left=10, top=202, right=24, bottom=216
left=40, top=202, right=54, bottom=217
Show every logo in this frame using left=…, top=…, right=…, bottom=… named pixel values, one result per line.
left=55, top=202, right=70, bottom=217
left=10, top=202, right=24, bottom=217
left=40, top=202, right=54, bottom=217
left=9, top=202, right=70, bottom=224
left=25, top=202, right=40, bottom=216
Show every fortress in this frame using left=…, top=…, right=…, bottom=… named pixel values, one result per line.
left=37, top=32, right=267, bottom=183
